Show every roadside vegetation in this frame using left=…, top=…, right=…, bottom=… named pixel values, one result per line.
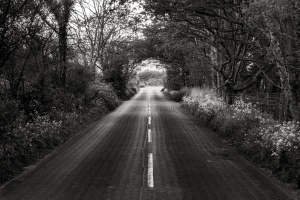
left=127, top=0, right=300, bottom=189
left=0, top=72, right=139, bottom=184
left=2, top=0, right=300, bottom=190
left=163, top=87, right=300, bottom=188
left=0, top=0, right=141, bottom=184
left=0, top=79, right=122, bottom=183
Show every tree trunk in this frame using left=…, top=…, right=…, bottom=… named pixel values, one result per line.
left=44, top=0, right=74, bottom=88
left=58, top=25, right=68, bottom=88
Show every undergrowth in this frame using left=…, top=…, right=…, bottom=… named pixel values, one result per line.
left=181, top=87, right=300, bottom=188
left=0, top=81, right=137, bottom=184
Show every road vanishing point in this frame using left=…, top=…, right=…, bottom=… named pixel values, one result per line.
left=0, top=86, right=297, bottom=200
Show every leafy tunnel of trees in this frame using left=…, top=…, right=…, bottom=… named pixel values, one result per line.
left=134, top=0, right=300, bottom=117
left=1, top=0, right=300, bottom=133
left=0, top=0, right=145, bottom=183
left=0, top=0, right=143, bottom=127
left=1, top=0, right=300, bottom=182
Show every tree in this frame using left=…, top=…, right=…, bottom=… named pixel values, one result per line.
left=73, top=0, right=142, bottom=77
left=39, top=0, right=75, bottom=87
left=138, top=70, right=163, bottom=81
left=137, top=0, right=281, bottom=102
left=0, top=0, right=34, bottom=70
left=245, top=0, right=300, bottom=119
left=102, top=43, right=130, bottom=98
left=139, top=22, right=214, bottom=89
left=0, top=0, right=45, bottom=97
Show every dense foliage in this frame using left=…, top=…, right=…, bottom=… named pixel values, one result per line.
left=2, top=0, right=300, bottom=187
left=0, top=78, right=123, bottom=183
left=182, top=88, right=300, bottom=188
left=132, top=0, right=300, bottom=114
left=138, top=69, right=164, bottom=86
left=0, top=0, right=140, bottom=184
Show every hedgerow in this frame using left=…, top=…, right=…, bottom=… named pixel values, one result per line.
left=0, top=80, right=130, bottom=184
left=182, top=88, right=300, bottom=188
left=163, top=87, right=189, bottom=102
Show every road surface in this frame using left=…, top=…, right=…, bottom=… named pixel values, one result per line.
left=0, top=86, right=297, bottom=200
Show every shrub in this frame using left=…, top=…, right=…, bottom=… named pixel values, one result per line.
left=0, top=97, right=19, bottom=136
left=182, top=88, right=300, bottom=187
left=189, top=87, right=215, bottom=98
left=67, top=64, right=92, bottom=96
left=0, top=80, right=122, bottom=184
left=0, top=113, right=63, bottom=182
left=88, top=81, right=120, bottom=111
left=50, top=88, right=78, bottom=112
left=130, top=87, right=137, bottom=94
left=168, top=90, right=183, bottom=102
left=182, top=92, right=226, bottom=123
left=258, top=120, right=300, bottom=182
left=127, top=78, right=140, bottom=94
left=164, top=87, right=190, bottom=102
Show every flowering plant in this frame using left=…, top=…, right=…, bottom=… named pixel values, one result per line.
left=182, top=88, right=300, bottom=185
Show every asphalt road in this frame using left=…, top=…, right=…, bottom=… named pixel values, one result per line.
left=0, top=86, right=298, bottom=200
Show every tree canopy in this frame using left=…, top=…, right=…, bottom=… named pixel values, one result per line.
left=1, top=0, right=300, bottom=109
left=129, top=0, right=300, bottom=108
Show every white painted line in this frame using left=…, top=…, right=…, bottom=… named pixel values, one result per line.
left=148, top=129, right=152, bottom=143
left=148, top=110, right=151, bottom=115
left=148, top=153, right=154, bottom=188
left=148, top=116, right=151, bottom=125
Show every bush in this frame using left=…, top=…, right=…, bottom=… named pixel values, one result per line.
left=0, top=97, right=19, bottom=136
left=87, top=81, right=120, bottom=111
left=258, top=120, right=300, bottom=182
left=127, top=78, right=140, bottom=95
left=67, top=64, right=92, bottom=96
left=0, top=113, right=64, bottom=182
left=164, top=87, right=190, bottom=102
left=130, top=87, right=137, bottom=94
left=0, top=80, right=123, bottom=184
left=182, top=88, right=300, bottom=187
left=128, top=87, right=137, bottom=96
left=50, top=88, right=79, bottom=112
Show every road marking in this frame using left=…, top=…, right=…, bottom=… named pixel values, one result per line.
left=147, top=93, right=154, bottom=188
left=147, top=153, right=154, bottom=188
left=148, top=129, right=152, bottom=143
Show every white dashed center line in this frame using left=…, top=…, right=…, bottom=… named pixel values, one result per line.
left=147, top=153, right=154, bottom=188
left=147, top=94, right=154, bottom=188
left=148, top=129, right=152, bottom=143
